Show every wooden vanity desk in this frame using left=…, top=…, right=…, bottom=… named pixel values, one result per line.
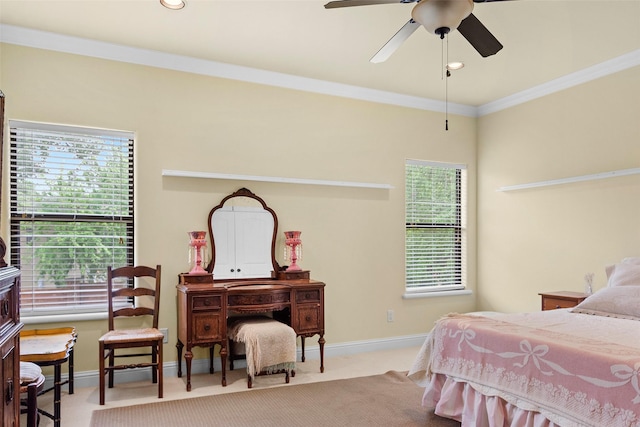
left=175, top=188, right=325, bottom=391
left=176, top=275, right=325, bottom=391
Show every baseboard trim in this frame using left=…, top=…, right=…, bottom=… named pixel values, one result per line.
left=54, top=333, right=428, bottom=391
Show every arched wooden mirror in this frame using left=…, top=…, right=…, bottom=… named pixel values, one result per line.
left=206, top=188, right=280, bottom=280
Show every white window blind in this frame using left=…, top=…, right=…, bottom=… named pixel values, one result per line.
left=405, top=160, right=466, bottom=292
left=9, top=121, right=134, bottom=317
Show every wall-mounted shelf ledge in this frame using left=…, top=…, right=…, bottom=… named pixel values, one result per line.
left=498, top=167, right=640, bottom=192
left=162, top=169, right=394, bottom=189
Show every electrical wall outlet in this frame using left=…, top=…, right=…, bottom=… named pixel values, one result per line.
left=387, top=309, right=394, bottom=322
left=160, top=328, right=169, bottom=344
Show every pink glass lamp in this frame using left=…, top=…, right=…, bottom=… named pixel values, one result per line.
left=187, top=231, right=208, bottom=274
left=284, top=231, right=302, bottom=272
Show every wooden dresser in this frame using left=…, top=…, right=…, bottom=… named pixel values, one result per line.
left=0, top=266, right=23, bottom=426
left=176, top=274, right=325, bottom=391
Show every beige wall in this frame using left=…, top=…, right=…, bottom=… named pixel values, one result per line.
left=477, top=66, right=640, bottom=313
left=0, top=43, right=477, bottom=373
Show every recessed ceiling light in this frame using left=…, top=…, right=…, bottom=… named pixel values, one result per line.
left=446, top=62, right=464, bottom=71
left=160, top=0, right=185, bottom=10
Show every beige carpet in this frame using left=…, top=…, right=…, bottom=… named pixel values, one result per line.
left=90, top=370, right=461, bottom=426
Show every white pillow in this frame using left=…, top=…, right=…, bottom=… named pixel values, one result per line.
left=607, top=262, right=640, bottom=287
left=605, top=264, right=615, bottom=279
left=605, top=258, right=640, bottom=281
left=572, top=285, right=640, bottom=320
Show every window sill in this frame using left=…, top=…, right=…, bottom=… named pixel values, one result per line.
left=22, top=312, right=107, bottom=325
left=402, top=289, right=473, bottom=299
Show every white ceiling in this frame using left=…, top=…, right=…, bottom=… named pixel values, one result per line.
left=1, top=0, right=639, bottom=107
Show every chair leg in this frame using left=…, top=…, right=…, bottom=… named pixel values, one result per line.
left=158, top=340, right=163, bottom=398
left=108, top=350, right=115, bottom=389
left=152, top=346, right=158, bottom=384
left=25, top=382, right=38, bottom=427
left=99, top=342, right=105, bottom=405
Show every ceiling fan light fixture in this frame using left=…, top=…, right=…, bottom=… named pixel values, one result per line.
left=411, top=0, right=474, bottom=35
left=446, top=61, right=465, bottom=70
left=160, top=0, right=186, bottom=10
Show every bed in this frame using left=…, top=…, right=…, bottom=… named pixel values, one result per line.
left=408, top=258, right=640, bottom=427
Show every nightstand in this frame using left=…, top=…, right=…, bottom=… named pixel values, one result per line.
left=539, top=291, right=589, bottom=311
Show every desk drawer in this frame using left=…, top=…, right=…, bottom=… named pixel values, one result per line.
left=228, top=292, right=290, bottom=306
left=192, top=295, right=222, bottom=310
left=296, top=290, right=320, bottom=303
left=296, top=305, right=321, bottom=334
left=192, top=313, right=223, bottom=342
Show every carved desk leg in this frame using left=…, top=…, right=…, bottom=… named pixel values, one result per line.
left=220, top=344, right=227, bottom=387
left=319, top=335, right=325, bottom=373
left=184, top=350, right=193, bottom=392
left=299, top=335, right=325, bottom=372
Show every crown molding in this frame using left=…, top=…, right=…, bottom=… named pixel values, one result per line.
left=0, top=24, right=476, bottom=117
left=1, top=24, right=637, bottom=119
left=478, top=49, right=640, bottom=116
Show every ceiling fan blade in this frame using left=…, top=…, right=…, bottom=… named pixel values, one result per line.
left=324, top=0, right=416, bottom=9
left=473, top=0, right=518, bottom=2
left=370, top=19, right=421, bottom=63
left=457, top=13, right=503, bottom=57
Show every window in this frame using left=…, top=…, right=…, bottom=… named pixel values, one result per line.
left=9, top=121, right=134, bottom=318
left=405, top=159, right=466, bottom=294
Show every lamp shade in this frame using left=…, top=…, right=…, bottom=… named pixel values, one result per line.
left=411, top=0, right=474, bottom=35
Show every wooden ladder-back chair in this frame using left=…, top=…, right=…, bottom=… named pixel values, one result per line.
left=98, top=265, right=163, bottom=405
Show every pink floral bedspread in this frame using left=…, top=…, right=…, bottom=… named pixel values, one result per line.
left=409, top=310, right=640, bottom=427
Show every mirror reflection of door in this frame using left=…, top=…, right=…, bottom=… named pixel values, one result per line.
left=207, top=189, right=279, bottom=280
left=211, top=206, right=274, bottom=279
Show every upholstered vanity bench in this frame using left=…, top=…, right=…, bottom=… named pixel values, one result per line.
left=228, top=316, right=296, bottom=388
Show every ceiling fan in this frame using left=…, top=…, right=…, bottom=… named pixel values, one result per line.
left=324, top=0, right=516, bottom=63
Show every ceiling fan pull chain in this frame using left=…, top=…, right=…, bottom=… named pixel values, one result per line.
left=445, top=34, right=449, bottom=131
left=441, top=34, right=445, bottom=80
left=445, top=70, right=449, bottom=131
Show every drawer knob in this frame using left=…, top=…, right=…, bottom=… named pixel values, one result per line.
left=204, top=324, right=211, bottom=331
left=305, top=293, right=310, bottom=299
left=204, top=299, right=211, bottom=306
left=305, top=316, right=312, bottom=322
